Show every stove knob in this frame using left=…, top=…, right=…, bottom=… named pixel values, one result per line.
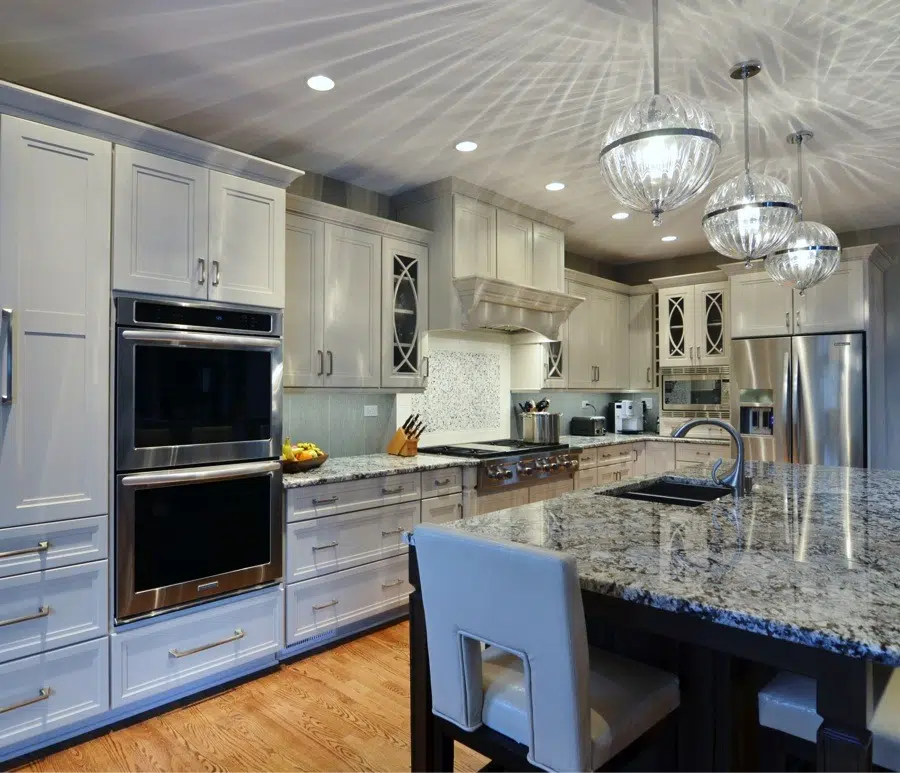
left=563, top=458, right=573, bottom=469
left=504, top=468, right=514, bottom=479
left=486, top=466, right=502, bottom=479
left=550, top=457, right=560, bottom=471
left=535, top=459, right=547, bottom=471
left=519, top=464, right=534, bottom=476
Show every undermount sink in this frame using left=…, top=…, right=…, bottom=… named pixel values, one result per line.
left=597, top=479, right=732, bottom=508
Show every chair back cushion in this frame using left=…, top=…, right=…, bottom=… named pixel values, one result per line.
left=414, top=523, right=591, bottom=772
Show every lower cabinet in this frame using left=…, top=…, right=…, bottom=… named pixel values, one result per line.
left=574, top=468, right=597, bottom=490
left=675, top=442, right=732, bottom=470
left=477, top=487, right=531, bottom=516
left=286, top=555, right=412, bottom=648
left=638, top=442, right=676, bottom=476
left=0, top=637, right=108, bottom=750
left=528, top=479, right=575, bottom=503
left=597, top=461, right=631, bottom=485
left=421, top=493, right=463, bottom=525
left=110, top=588, right=282, bottom=708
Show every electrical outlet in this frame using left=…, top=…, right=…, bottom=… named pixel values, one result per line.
left=581, top=401, right=591, bottom=409
left=642, top=397, right=654, bottom=409
left=364, top=405, right=379, bottom=417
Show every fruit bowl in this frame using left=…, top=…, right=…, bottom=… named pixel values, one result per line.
left=282, top=453, right=329, bottom=474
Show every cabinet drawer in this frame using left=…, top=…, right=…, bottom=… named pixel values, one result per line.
left=421, top=493, right=463, bottom=525
left=287, top=501, right=419, bottom=583
left=110, top=588, right=282, bottom=708
left=421, top=468, right=463, bottom=498
left=286, top=555, right=411, bottom=647
left=0, top=637, right=108, bottom=750
left=597, top=461, right=631, bottom=485
left=0, top=516, right=107, bottom=580
left=580, top=448, right=599, bottom=468
left=0, top=561, right=108, bottom=665
left=675, top=442, right=732, bottom=464
left=287, top=473, right=421, bottom=522
left=574, top=468, right=598, bottom=490
left=528, top=479, right=574, bottom=503
left=596, top=445, right=635, bottom=466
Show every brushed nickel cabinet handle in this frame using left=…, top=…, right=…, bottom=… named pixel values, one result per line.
left=646, top=366, right=651, bottom=384
left=434, top=478, right=452, bottom=487
left=317, top=350, right=324, bottom=376
left=785, top=311, right=790, bottom=329
left=0, top=606, right=50, bottom=629
left=169, top=629, right=244, bottom=658
left=0, top=540, right=49, bottom=560
left=1, top=308, right=11, bottom=404
left=198, top=258, right=206, bottom=286
left=457, top=503, right=463, bottom=518
left=312, top=599, right=339, bottom=611
left=382, top=527, right=405, bottom=537
left=312, top=496, right=339, bottom=505
left=689, top=346, right=694, bottom=362
left=326, top=350, right=334, bottom=376
left=382, top=486, right=404, bottom=495
left=796, top=310, right=801, bottom=329
left=382, top=579, right=403, bottom=589
left=312, top=541, right=339, bottom=551
left=211, top=260, right=220, bottom=286
left=0, top=688, right=52, bottom=716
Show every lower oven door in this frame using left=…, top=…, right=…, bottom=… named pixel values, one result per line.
left=116, top=460, right=283, bottom=622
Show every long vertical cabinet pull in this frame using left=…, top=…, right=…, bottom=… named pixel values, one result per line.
left=326, top=351, right=334, bottom=376
left=795, top=310, right=801, bottom=330
left=785, top=311, right=790, bottom=330
left=316, top=350, right=324, bottom=376
left=1, top=308, right=11, bottom=404
left=211, top=260, right=221, bottom=286
left=197, top=258, right=207, bottom=286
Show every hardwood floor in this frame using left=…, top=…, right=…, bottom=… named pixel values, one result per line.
left=15, top=622, right=487, bottom=772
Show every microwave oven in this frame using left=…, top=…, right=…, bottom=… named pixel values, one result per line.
left=661, top=370, right=730, bottom=412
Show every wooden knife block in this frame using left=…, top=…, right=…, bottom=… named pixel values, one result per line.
left=386, top=428, right=418, bottom=457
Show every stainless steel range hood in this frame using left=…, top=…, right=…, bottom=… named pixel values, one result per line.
left=453, top=276, right=584, bottom=340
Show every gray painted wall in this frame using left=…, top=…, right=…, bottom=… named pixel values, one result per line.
left=288, top=172, right=390, bottom=218
left=564, top=251, right=618, bottom=280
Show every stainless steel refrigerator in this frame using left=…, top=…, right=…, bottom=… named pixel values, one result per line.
left=730, top=333, right=866, bottom=467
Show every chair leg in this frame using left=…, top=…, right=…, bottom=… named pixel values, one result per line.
left=758, top=726, right=788, bottom=772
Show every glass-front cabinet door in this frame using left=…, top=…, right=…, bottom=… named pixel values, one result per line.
left=695, top=281, right=730, bottom=366
left=382, top=237, right=429, bottom=388
left=658, top=289, right=695, bottom=367
left=544, top=339, right=566, bottom=388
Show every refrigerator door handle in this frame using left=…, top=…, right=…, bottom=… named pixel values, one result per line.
left=782, top=350, right=792, bottom=463
left=791, top=352, right=801, bottom=464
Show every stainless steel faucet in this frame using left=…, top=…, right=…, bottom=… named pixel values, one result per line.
left=672, top=418, right=750, bottom=498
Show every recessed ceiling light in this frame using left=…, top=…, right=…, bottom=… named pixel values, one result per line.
left=455, top=140, right=478, bottom=152
left=307, top=75, right=335, bottom=92
left=611, top=212, right=630, bottom=220
left=661, top=235, right=678, bottom=242
left=545, top=182, right=565, bottom=191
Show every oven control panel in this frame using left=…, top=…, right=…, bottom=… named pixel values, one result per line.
left=478, top=450, right=581, bottom=491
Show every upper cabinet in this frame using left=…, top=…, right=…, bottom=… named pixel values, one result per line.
left=532, top=224, right=565, bottom=294
left=655, top=277, right=729, bottom=367
left=628, top=293, right=655, bottom=390
left=495, top=208, right=533, bottom=285
left=727, top=251, right=885, bottom=338
left=453, top=195, right=496, bottom=278
left=0, top=116, right=111, bottom=527
left=283, top=198, right=430, bottom=390
left=113, top=147, right=286, bottom=308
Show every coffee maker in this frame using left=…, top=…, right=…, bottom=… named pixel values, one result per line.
left=614, top=400, right=644, bottom=434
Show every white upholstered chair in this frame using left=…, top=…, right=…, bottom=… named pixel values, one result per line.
left=758, top=667, right=900, bottom=770
left=413, top=523, right=680, bottom=772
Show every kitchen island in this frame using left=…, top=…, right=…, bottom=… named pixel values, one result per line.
left=408, top=461, right=900, bottom=771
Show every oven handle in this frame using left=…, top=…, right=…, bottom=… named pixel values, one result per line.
left=121, top=329, right=281, bottom=350
left=121, top=460, right=281, bottom=488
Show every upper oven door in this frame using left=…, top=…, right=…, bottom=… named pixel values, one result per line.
left=117, top=328, right=283, bottom=471
left=662, top=375, right=726, bottom=411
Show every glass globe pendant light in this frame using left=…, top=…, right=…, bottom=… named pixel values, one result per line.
left=764, top=130, right=841, bottom=295
left=702, top=61, right=797, bottom=266
left=598, top=0, right=720, bottom=226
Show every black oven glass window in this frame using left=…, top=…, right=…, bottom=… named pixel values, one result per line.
left=134, top=345, right=270, bottom=448
left=133, top=477, right=271, bottom=592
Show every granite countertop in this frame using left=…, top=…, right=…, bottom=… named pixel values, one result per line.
left=562, top=433, right=730, bottom=449
left=442, top=461, right=900, bottom=665
left=282, top=453, right=479, bottom=489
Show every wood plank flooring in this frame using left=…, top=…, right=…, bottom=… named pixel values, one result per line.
left=15, top=622, right=487, bottom=772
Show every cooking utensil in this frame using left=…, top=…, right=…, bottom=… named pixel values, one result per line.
left=522, top=412, right=561, bottom=443
left=402, top=414, right=416, bottom=432
left=535, top=398, right=550, bottom=412
left=518, top=402, right=528, bottom=413
left=524, top=400, right=536, bottom=413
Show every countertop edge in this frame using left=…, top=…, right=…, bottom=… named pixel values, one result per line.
left=282, top=454, right=479, bottom=489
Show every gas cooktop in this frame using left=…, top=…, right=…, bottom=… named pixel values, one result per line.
left=420, top=439, right=570, bottom=459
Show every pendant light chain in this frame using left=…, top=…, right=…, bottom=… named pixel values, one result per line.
left=652, top=0, right=660, bottom=96
left=742, top=74, right=750, bottom=173
left=796, top=135, right=804, bottom=220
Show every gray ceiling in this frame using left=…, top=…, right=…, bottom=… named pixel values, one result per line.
left=1, top=0, right=898, bottom=264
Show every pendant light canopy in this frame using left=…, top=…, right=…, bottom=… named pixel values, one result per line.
left=764, top=131, right=841, bottom=295
left=702, top=61, right=797, bottom=266
left=599, top=0, right=720, bottom=226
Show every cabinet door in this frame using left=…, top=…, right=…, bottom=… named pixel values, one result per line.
left=643, top=441, right=676, bottom=475
left=592, top=290, right=617, bottom=388
left=612, top=294, right=631, bottom=388
left=545, top=339, right=566, bottom=388
left=658, top=288, right=695, bottom=367
left=597, top=461, right=631, bottom=485
left=323, top=225, right=381, bottom=388
left=794, top=261, right=865, bottom=334
left=564, top=282, right=597, bottom=389
left=532, top=223, right=565, bottom=292
left=0, top=117, right=110, bottom=527
left=284, top=214, right=325, bottom=387
left=694, top=282, right=729, bottom=365
left=113, top=146, right=208, bottom=299
left=208, top=172, right=285, bottom=308
left=730, top=271, right=793, bottom=338
left=629, top=294, right=655, bottom=390
left=528, top=479, right=574, bottom=503
left=477, top=488, right=530, bottom=515
left=574, top=468, right=598, bottom=490
left=382, top=238, right=428, bottom=388
left=496, top=209, right=533, bottom=285
left=452, top=195, right=496, bottom=277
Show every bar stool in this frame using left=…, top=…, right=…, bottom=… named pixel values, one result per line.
left=413, top=523, right=680, bottom=772
left=758, top=667, right=900, bottom=770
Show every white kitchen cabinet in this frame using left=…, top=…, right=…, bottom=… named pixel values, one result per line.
left=659, top=282, right=729, bottom=367
left=421, top=493, right=463, bottom=525
left=565, top=280, right=597, bottom=389
left=284, top=215, right=325, bottom=387
left=453, top=195, right=496, bottom=278
left=730, top=271, right=794, bottom=338
left=0, top=116, right=110, bottom=527
left=565, top=278, right=630, bottom=390
left=113, top=146, right=209, bottom=300
left=532, top=223, right=565, bottom=292
left=794, top=261, right=865, bottom=334
left=496, top=208, right=533, bottom=285
left=382, top=237, right=428, bottom=389
left=638, top=442, right=676, bottom=475
left=208, top=171, right=285, bottom=308
left=592, top=290, right=617, bottom=388
left=612, top=294, right=631, bottom=389
left=629, top=293, right=655, bottom=390
left=510, top=339, right=566, bottom=391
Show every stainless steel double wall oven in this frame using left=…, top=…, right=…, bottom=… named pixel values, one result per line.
left=114, top=296, right=284, bottom=622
